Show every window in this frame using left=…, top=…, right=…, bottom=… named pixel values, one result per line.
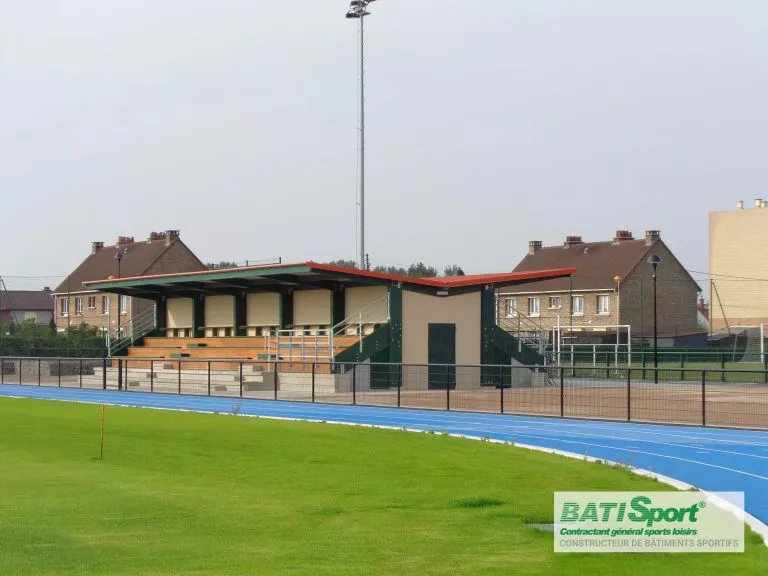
left=119, top=295, right=127, bottom=315
left=597, top=295, right=610, bottom=315
left=548, top=296, right=562, bottom=309
left=102, top=295, right=110, bottom=315
left=528, top=297, right=540, bottom=317
left=87, top=296, right=97, bottom=309
left=75, top=297, right=83, bottom=315
left=60, top=298, right=68, bottom=317
left=505, top=298, right=517, bottom=317
left=572, top=295, right=584, bottom=316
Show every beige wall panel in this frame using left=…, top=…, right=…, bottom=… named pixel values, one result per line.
left=345, top=286, right=388, bottom=324
left=402, top=291, right=481, bottom=367
left=246, top=293, right=280, bottom=326
left=167, top=298, right=193, bottom=328
left=710, top=208, right=768, bottom=329
left=294, top=290, right=331, bottom=326
left=205, top=295, right=234, bottom=327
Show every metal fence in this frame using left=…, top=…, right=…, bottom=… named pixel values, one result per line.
left=1, top=356, right=767, bottom=430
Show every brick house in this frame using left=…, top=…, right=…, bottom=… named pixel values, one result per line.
left=499, top=230, right=701, bottom=343
left=0, top=288, right=54, bottom=326
left=53, top=230, right=207, bottom=335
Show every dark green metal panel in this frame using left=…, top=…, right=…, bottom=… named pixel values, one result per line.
left=428, top=323, right=456, bottom=389
left=480, top=286, right=497, bottom=382
left=492, top=325, right=544, bottom=366
left=280, top=292, right=294, bottom=329
left=234, top=293, right=247, bottom=336
left=331, top=288, right=345, bottom=327
left=155, top=298, right=168, bottom=333
left=334, top=325, right=390, bottom=364
left=193, top=295, right=205, bottom=338
left=388, top=285, right=403, bottom=364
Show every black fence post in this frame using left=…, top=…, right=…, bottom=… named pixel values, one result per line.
left=680, top=355, right=684, bottom=381
left=102, top=357, right=107, bottom=390
left=177, top=360, right=181, bottom=395
left=500, top=365, right=504, bottom=414
left=446, top=365, right=450, bottom=411
left=239, top=362, right=243, bottom=398
left=702, top=370, right=707, bottom=427
left=38, top=358, right=41, bottom=386
left=627, top=368, right=631, bottom=422
left=352, top=364, right=357, bottom=405
left=274, top=361, right=278, bottom=400
left=397, top=363, right=402, bottom=408
left=79, top=358, right=83, bottom=389
left=721, top=354, right=726, bottom=383
left=642, top=354, right=646, bottom=381
left=207, top=361, right=211, bottom=396
left=150, top=361, right=154, bottom=393
left=58, top=358, right=61, bottom=387
left=764, top=354, right=767, bottom=384
left=560, top=367, right=565, bottom=418
left=311, top=363, right=316, bottom=403
left=117, top=359, right=122, bottom=391
left=19, top=358, right=23, bottom=386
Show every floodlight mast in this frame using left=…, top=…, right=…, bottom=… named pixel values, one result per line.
left=345, top=0, right=376, bottom=269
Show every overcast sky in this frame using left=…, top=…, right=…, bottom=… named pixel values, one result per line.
left=1, top=0, right=766, bottom=290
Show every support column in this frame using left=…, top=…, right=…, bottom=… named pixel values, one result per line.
left=193, top=295, right=205, bottom=338
left=234, top=292, right=247, bottom=336
left=331, top=286, right=346, bottom=328
left=155, top=297, right=168, bottom=334
left=480, top=286, right=497, bottom=384
left=280, top=290, right=294, bottom=329
left=388, top=285, right=403, bottom=364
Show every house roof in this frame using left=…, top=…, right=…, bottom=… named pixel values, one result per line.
left=54, top=234, right=201, bottom=294
left=0, top=290, right=54, bottom=311
left=83, top=261, right=576, bottom=297
left=507, top=238, right=661, bottom=293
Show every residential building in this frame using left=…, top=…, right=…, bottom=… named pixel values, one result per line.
left=709, top=199, right=768, bottom=332
left=0, top=288, right=54, bottom=326
left=499, top=230, right=701, bottom=343
left=53, top=230, right=207, bottom=335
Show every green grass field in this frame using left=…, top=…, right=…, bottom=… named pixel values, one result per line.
left=0, top=398, right=765, bottom=575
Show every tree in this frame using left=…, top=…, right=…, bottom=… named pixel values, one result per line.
left=443, top=265, right=465, bottom=276
left=207, top=261, right=240, bottom=269
left=328, top=259, right=359, bottom=269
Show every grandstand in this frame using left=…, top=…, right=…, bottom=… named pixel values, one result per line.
left=83, top=261, right=575, bottom=391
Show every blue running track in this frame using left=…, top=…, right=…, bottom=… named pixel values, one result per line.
left=2, top=383, right=768, bottom=530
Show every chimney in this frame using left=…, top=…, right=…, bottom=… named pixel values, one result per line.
left=736, top=200, right=744, bottom=209
left=165, top=229, right=179, bottom=246
left=613, top=230, right=634, bottom=243
left=91, top=241, right=104, bottom=254
left=528, top=240, right=542, bottom=255
left=755, top=199, right=763, bottom=208
left=43, top=286, right=51, bottom=293
left=563, top=235, right=583, bottom=248
left=117, top=236, right=135, bottom=246
left=763, top=201, right=768, bottom=208
left=645, top=230, right=660, bottom=246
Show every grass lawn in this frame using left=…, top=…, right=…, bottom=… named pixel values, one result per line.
left=0, top=398, right=765, bottom=575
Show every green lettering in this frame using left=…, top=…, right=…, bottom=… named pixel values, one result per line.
left=628, top=496, right=652, bottom=526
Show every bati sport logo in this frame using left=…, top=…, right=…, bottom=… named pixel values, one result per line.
left=560, top=495, right=707, bottom=527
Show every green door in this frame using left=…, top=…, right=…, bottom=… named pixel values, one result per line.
left=428, top=323, right=456, bottom=390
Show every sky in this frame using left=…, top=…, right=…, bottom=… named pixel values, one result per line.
left=1, top=0, right=767, bottom=290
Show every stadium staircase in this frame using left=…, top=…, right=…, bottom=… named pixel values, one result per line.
left=494, top=307, right=548, bottom=366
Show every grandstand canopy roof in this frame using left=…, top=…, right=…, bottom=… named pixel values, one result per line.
left=83, top=261, right=576, bottom=298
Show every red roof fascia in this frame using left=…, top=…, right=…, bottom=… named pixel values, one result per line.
left=307, top=262, right=576, bottom=288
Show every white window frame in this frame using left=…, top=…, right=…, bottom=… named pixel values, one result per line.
left=528, top=297, right=540, bottom=317
left=597, top=295, right=610, bottom=315
left=60, top=298, right=68, bottom=317
left=75, top=297, right=83, bottom=315
left=119, top=295, right=128, bottom=315
left=505, top=298, right=518, bottom=318
left=87, top=296, right=96, bottom=309
left=548, top=296, right=562, bottom=309
left=102, top=295, right=110, bottom=315
left=572, top=295, right=584, bottom=316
